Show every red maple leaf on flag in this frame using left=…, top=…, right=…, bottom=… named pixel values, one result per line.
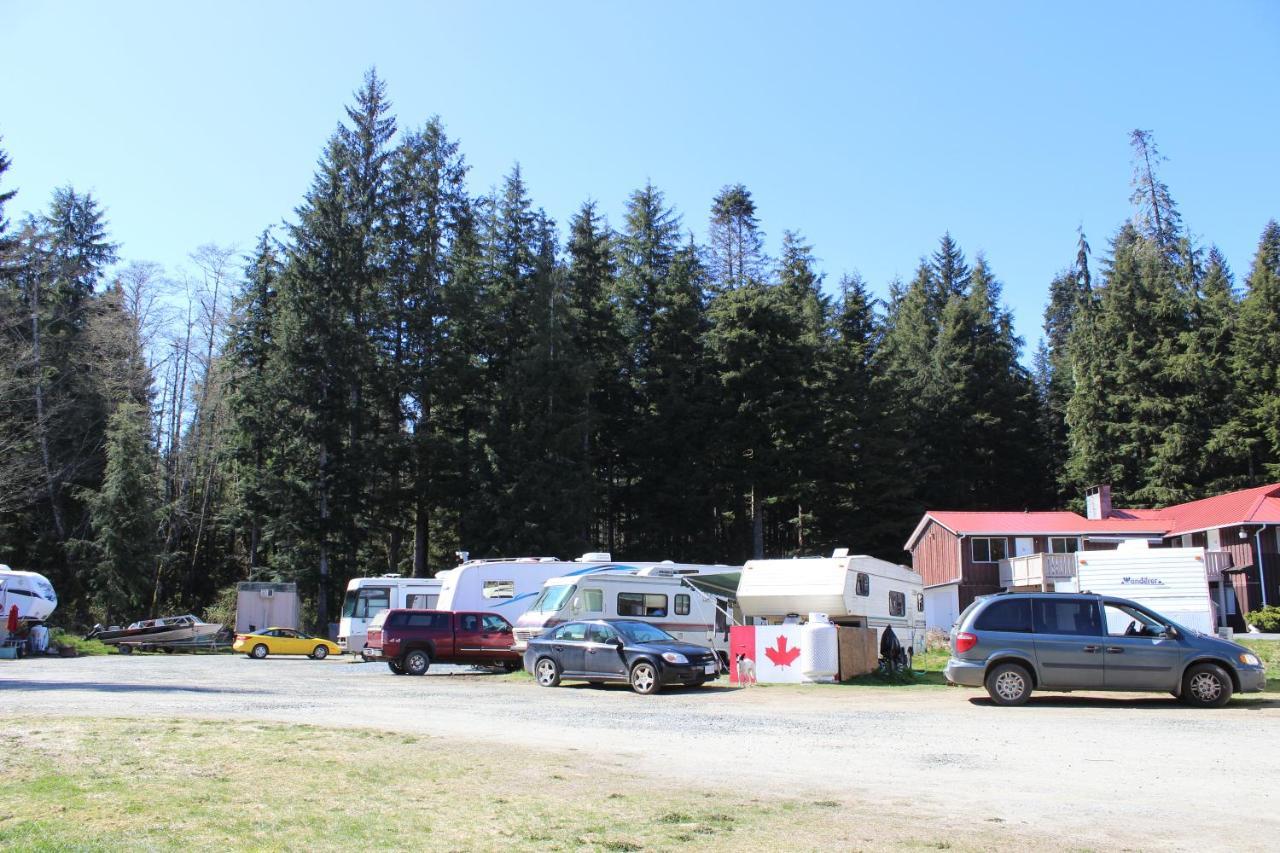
left=764, top=635, right=801, bottom=667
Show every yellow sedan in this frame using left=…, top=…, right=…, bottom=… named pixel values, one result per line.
left=233, top=628, right=342, bottom=660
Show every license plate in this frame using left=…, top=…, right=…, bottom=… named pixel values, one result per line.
left=704, top=663, right=717, bottom=675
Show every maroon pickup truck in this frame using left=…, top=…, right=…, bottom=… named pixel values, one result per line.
left=366, top=609, right=522, bottom=675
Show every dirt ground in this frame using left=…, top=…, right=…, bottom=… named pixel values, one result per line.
left=3, top=653, right=1277, bottom=850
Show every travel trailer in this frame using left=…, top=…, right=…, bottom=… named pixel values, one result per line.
left=339, top=575, right=443, bottom=656
left=1057, top=542, right=1216, bottom=634
left=736, top=550, right=926, bottom=660
left=512, top=566, right=738, bottom=659
left=0, top=565, right=58, bottom=624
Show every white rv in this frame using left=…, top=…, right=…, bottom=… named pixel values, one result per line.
left=737, top=551, right=926, bottom=660
left=0, top=565, right=58, bottom=624
left=512, top=566, right=738, bottom=658
left=339, top=575, right=443, bottom=655
left=1066, top=542, right=1216, bottom=634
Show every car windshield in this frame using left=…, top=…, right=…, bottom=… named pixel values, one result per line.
left=529, top=584, right=576, bottom=613
left=615, top=622, right=675, bottom=643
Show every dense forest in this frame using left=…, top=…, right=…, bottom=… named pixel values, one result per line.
left=2, top=73, right=1278, bottom=629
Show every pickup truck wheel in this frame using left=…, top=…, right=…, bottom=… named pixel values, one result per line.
left=985, top=662, right=1031, bottom=706
left=250, top=644, right=269, bottom=660
left=403, top=649, right=431, bottom=676
left=1182, top=663, right=1233, bottom=708
left=630, top=661, right=661, bottom=695
left=387, top=660, right=405, bottom=675
left=534, top=657, right=561, bottom=687
left=310, top=645, right=328, bottom=660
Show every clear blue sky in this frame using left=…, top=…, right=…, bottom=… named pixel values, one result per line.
left=3, top=2, right=1278, bottom=354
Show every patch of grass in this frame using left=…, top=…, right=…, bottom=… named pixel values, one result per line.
left=1237, top=639, right=1280, bottom=693
left=0, top=715, right=1039, bottom=852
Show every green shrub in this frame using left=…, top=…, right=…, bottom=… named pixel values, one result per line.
left=1246, top=605, right=1280, bottom=633
left=203, top=585, right=239, bottom=630
left=49, top=629, right=115, bottom=656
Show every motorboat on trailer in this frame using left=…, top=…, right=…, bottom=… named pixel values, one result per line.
left=87, top=614, right=223, bottom=650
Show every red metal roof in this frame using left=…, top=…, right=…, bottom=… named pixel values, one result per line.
left=905, top=482, right=1280, bottom=550
left=1158, top=483, right=1280, bottom=536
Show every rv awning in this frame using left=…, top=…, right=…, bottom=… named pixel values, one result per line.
left=683, top=572, right=741, bottom=598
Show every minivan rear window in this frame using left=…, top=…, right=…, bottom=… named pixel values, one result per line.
left=973, top=599, right=1032, bottom=633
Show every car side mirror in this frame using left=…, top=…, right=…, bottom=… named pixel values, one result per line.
left=614, top=639, right=625, bottom=650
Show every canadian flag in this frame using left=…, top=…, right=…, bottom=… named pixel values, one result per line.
left=729, top=625, right=807, bottom=684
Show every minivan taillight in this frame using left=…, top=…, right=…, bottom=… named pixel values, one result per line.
left=955, top=632, right=977, bottom=653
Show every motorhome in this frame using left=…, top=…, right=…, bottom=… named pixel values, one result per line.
left=512, top=566, right=738, bottom=659
left=0, top=565, right=58, bottom=624
left=736, top=550, right=926, bottom=660
left=339, top=575, right=443, bottom=656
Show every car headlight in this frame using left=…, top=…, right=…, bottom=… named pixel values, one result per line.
left=1239, top=653, right=1262, bottom=667
left=661, top=652, right=688, bottom=664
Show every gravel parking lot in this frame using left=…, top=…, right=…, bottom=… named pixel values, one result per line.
left=3, top=653, right=1277, bottom=850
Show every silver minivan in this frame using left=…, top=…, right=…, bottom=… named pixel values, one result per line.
left=945, top=593, right=1266, bottom=707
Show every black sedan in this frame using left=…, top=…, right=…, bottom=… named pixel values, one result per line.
left=524, top=619, right=721, bottom=694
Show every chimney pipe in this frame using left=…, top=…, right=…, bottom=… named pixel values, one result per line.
left=1086, top=485, right=1112, bottom=520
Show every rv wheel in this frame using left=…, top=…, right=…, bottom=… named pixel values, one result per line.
left=250, top=644, right=269, bottom=660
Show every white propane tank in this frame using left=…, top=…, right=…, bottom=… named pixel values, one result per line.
left=801, top=612, right=839, bottom=682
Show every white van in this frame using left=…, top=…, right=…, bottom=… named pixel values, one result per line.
left=339, top=575, right=442, bottom=656
left=512, top=566, right=738, bottom=659
left=737, top=551, right=926, bottom=660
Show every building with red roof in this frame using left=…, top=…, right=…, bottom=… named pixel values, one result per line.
left=906, top=483, right=1280, bottom=630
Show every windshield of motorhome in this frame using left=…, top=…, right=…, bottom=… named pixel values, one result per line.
left=341, top=586, right=390, bottom=619
left=530, top=584, right=576, bottom=612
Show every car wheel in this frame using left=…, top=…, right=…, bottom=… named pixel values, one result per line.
left=1182, top=663, right=1233, bottom=708
left=630, top=661, right=661, bottom=695
left=534, top=657, right=562, bottom=687
left=311, top=645, right=329, bottom=660
left=251, top=644, right=269, bottom=660
left=985, top=662, right=1032, bottom=706
left=387, top=660, right=405, bottom=675
left=403, top=649, right=431, bottom=676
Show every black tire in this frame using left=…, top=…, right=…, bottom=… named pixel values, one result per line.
left=985, top=662, right=1032, bottom=706
left=117, top=644, right=132, bottom=655
left=1181, top=662, right=1233, bottom=708
left=388, top=660, right=405, bottom=675
left=630, top=661, right=662, bottom=695
left=250, top=643, right=269, bottom=660
left=403, top=649, right=431, bottom=676
left=534, top=657, right=561, bottom=687
left=311, top=645, right=329, bottom=660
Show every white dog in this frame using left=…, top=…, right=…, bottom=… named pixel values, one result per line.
left=735, top=653, right=757, bottom=687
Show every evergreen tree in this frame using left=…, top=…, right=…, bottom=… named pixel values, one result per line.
left=77, top=400, right=159, bottom=623
left=1038, top=230, right=1092, bottom=499
left=0, top=136, right=15, bottom=241
left=708, top=184, right=766, bottom=293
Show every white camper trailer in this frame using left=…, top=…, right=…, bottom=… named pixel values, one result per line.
left=339, top=575, right=443, bottom=655
left=435, top=554, right=737, bottom=643
left=737, top=551, right=926, bottom=659
left=512, top=566, right=738, bottom=658
left=1064, top=542, right=1216, bottom=634
left=0, top=565, right=58, bottom=624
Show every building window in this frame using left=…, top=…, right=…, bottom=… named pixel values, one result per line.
left=1049, top=537, right=1080, bottom=554
left=674, top=594, right=690, bottom=616
left=482, top=580, right=514, bottom=599
left=855, top=573, right=870, bottom=596
left=971, top=538, right=1008, bottom=563
left=889, top=591, right=906, bottom=617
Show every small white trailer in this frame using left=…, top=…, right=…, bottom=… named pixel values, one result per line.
left=737, top=550, right=926, bottom=659
left=1063, top=541, right=1215, bottom=634
left=512, top=566, right=738, bottom=657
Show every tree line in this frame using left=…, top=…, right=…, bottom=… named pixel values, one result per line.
left=2, top=73, right=1277, bottom=628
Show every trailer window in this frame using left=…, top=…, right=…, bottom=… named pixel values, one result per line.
left=889, top=591, right=906, bottom=617
left=971, top=538, right=1008, bottom=563
left=345, top=586, right=390, bottom=619
left=675, top=594, right=690, bottom=616
left=618, top=592, right=668, bottom=617
left=405, top=593, right=436, bottom=609
left=916, top=592, right=924, bottom=612
left=856, top=573, right=870, bottom=596
left=482, top=580, right=515, bottom=599
left=581, top=588, right=603, bottom=612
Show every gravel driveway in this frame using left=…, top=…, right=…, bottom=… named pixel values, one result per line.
left=3, top=653, right=1277, bottom=850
